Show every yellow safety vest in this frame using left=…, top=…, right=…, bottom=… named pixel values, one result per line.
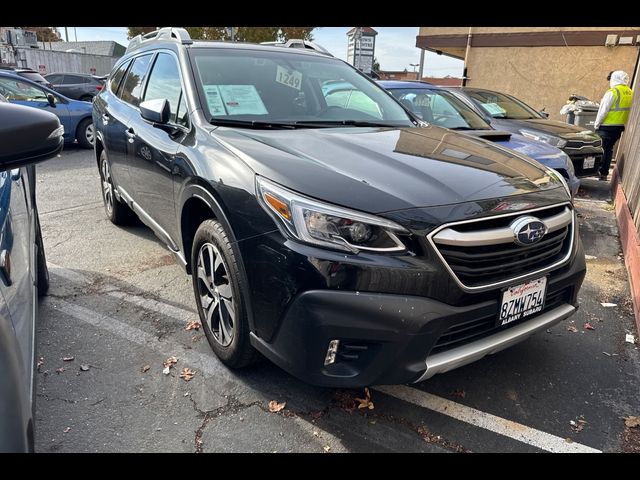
left=602, top=84, right=633, bottom=126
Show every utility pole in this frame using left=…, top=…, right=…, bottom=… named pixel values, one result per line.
left=64, top=27, right=69, bottom=42
left=462, top=27, right=473, bottom=87
left=418, top=48, right=425, bottom=81
left=410, top=63, right=419, bottom=80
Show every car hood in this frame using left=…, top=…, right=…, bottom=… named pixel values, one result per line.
left=495, top=118, right=600, bottom=140
left=212, top=125, right=563, bottom=214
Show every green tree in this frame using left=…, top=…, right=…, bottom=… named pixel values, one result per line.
left=373, top=57, right=380, bottom=73
left=127, top=27, right=156, bottom=39
left=20, top=27, right=61, bottom=42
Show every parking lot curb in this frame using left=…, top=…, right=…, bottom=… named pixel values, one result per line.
left=612, top=167, right=640, bottom=331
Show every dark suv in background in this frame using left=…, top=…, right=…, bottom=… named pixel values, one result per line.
left=93, top=28, right=586, bottom=387
left=45, top=73, right=105, bottom=102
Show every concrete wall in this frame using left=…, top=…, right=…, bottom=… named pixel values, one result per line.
left=419, top=27, right=640, bottom=35
left=465, top=45, right=639, bottom=121
left=15, top=47, right=119, bottom=75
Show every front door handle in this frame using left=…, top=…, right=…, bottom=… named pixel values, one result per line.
left=101, top=113, right=110, bottom=125
left=125, top=128, right=136, bottom=143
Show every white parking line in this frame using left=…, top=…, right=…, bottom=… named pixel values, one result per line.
left=374, top=385, right=601, bottom=453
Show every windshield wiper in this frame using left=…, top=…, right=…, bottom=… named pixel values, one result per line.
left=210, top=118, right=298, bottom=129
left=294, top=120, right=403, bottom=128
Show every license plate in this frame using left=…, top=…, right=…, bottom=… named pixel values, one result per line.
left=499, top=277, right=547, bottom=326
left=583, top=156, right=596, bottom=169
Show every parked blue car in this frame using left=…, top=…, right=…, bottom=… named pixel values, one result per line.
left=0, top=70, right=94, bottom=149
left=378, top=81, right=580, bottom=196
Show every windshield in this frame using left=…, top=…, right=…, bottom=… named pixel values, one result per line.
left=19, top=71, right=48, bottom=84
left=465, top=90, right=541, bottom=120
left=190, top=48, right=414, bottom=127
left=387, top=87, right=490, bottom=130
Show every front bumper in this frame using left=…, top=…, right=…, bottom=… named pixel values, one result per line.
left=249, top=243, right=586, bottom=387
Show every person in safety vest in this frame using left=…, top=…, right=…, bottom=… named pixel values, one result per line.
left=594, top=70, right=634, bottom=181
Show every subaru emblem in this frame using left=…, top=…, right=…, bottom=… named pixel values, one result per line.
left=510, top=216, right=547, bottom=246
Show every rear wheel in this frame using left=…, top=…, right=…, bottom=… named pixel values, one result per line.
left=99, top=150, right=135, bottom=225
left=191, top=219, right=256, bottom=368
left=77, top=118, right=95, bottom=149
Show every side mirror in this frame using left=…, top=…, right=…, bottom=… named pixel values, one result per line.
left=140, top=98, right=170, bottom=125
left=0, top=103, right=63, bottom=171
left=46, top=93, right=56, bottom=108
left=539, top=108, right=549, bottom=118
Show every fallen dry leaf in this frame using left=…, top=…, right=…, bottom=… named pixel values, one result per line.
left=323, top=445, right=331, bottom=453
left=584, top=322, right=596, bottom=331
left=80, top=364, right=90, bottom=372
left=185, top=321, right=202, bottom=331
left=570, top=416, right=587, bottom=433
left=332, top=390, right=357, bottom=413
left=56, top=367, right=64, bottom=374
left=163, top=356, right=178, bottom=368
left=625, top=416, right=640, bottom=428
left=37, top=357, right=44, bottom=371
left=62, top=356, right=75, bottom=362
left=268, top=400, right=286, bottom=413
left=63, top=427, right=71, bottom=433
left=566, top=325, right=578, bottom=333
left=142, top=365, right=151, bottom=373
left=162, top=366, right=171, bottom=375
left=451, top=389, right=466, bottom=399
left=179, top=367, right=195, bottom=381
left=355, top=387, right=375, bottom=410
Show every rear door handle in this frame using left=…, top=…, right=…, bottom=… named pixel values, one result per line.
left=101, top=113, right=110, bottom=125
left=125, top=128, right=136, bottom=143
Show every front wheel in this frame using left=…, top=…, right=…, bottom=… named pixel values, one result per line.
left=36, top=216, right=49, bottom=297
left=77, top=118, right=95, bottom=149
left=191, top=219, right=256, bottom=368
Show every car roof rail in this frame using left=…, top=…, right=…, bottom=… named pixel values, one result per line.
left=126, top=27, right=193, bottom=53
left=260, top=39, right=333, bottom=57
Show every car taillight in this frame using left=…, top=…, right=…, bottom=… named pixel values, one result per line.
left=96, top=85, right=103, bottom=91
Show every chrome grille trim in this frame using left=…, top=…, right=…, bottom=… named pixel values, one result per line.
left=427, top=202, right=575, bottom=292
left=433, top=206, right=572, bottom=247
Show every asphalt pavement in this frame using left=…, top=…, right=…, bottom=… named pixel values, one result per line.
left=33, top=146, right=640, bottom=452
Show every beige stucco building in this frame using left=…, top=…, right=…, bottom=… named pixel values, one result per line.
left=416, top=27, right=640, bottom=121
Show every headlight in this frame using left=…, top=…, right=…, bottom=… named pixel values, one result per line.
left=520, top=129, right=567, bottom=148
left=257, top=177, right=408, bottom=253
left=547, top=168, right=571, bottom=197
left=47, top=125, right=64, bottom=140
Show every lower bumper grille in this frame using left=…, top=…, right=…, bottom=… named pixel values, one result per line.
left=430, top=285, right=573, bottom=355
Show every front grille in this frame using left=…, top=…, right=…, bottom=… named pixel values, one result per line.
left=565, top=139, right=602, bottom=149
left=430, top=286, right=573, bottom=355
left=430, top=204, right=574, bottom=290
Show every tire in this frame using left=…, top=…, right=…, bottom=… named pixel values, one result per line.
left=191, top=219, right=256, bottom=368
left=35, top=216, right=49, bottom=297
left=77, top=118, right=95, bottom=149
left=99, top=150, right=136, bottom=225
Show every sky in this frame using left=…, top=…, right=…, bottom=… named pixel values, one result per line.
left=59, top=26, right=463, bottom=77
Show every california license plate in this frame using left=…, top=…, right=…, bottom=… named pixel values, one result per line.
left=499, top=277, right=547, bottom=326
left=583, top=156, right=596, bottom=169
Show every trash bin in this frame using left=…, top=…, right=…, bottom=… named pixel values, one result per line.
left=560, top=94, right=599, bottom=131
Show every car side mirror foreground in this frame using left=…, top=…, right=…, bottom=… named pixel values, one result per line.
left=539, top=109, right=550, bottom=118
left=0, top=103, right=63, bottom=171
left=46, top=93, right=56, bottom=108
left=140, top=98, right=170, bottom=125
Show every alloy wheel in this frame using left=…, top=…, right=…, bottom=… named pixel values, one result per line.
left=196, top=242, right=235, bottom=346
left=85, top=123, right=95, bottom=146
left=100, top=158, right=114, bottom=215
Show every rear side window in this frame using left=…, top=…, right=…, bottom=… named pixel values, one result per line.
left=143, top=53, right=183, bottom=124
left=109, top=60, right=131, bottom=95
left=65, top=74, right=88, bottom=84
left=46, top=74, right=63, bottom=84
left=119, top=54, right=152, bottom=107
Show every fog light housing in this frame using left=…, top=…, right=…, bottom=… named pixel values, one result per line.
left=324, top=339, right=340, bottom=366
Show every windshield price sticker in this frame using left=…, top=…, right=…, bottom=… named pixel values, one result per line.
left=276, top=65, right=302, bottom=90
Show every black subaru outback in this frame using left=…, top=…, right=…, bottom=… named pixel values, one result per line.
left=92, top=28, right=586, bottom=387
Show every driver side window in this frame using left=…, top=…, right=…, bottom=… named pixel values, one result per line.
left=0, top=77, right=48, bottom=102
